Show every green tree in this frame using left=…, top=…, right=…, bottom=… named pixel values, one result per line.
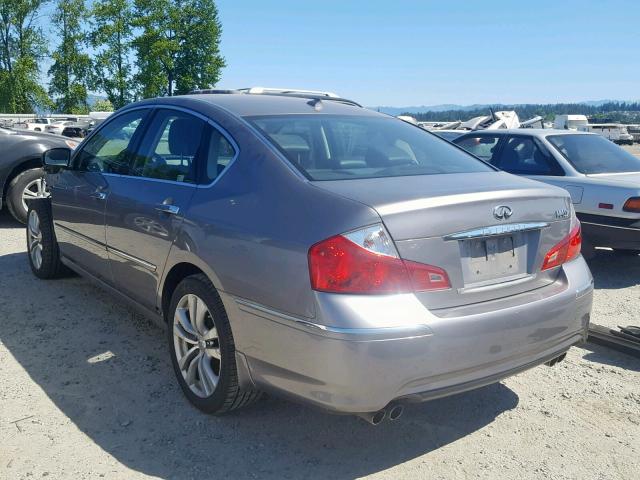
left=133, top=0, right=225, bottom=97
left=0, top=0, right=50, bottom=113
left=92, top=98, right=113, bottom=111
left=90, top=0, right=134, bottom=109
left=48, top=0, right=91, bottom=113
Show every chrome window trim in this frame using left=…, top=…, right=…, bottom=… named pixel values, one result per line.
left=71, top=105, right=153, bottom=167
left=444, top=222, right=550, bottom=241
left=191, top=97, right=309, bottom=182
left=75, top=103, right=241, bottom=189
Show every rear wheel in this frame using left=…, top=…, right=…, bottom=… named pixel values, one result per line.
left=7, top=167, right=48, bottom=224
left=168, top=274, right=261, bottom=414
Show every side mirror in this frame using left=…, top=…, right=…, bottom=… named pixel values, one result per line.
left=42, top=148, right=71, bottom=171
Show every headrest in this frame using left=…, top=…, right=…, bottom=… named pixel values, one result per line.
left=168, top=118, right=202, bottom=156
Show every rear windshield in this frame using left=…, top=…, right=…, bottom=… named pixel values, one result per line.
left=247, top=115, right=492, bottom=180
left=547, top=134, right=640, bottom=174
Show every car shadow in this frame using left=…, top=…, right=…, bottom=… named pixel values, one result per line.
left=588, top=249, right=640, bottom=290
left=0, top=250, right=520, bottom=479
left=0, top=209, right=21, bottom=229
left=580, top=342, right=640, bottom=372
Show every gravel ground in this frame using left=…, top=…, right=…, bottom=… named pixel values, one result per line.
left=0, top=210, right=639, bottom=480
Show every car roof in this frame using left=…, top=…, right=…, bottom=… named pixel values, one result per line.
left=137, top=93, right=381, bottom=118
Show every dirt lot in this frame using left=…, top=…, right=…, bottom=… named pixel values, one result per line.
left=1, top=210, right=639, bottom=480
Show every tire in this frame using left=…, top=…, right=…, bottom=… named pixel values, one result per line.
left=26, top=199, right=66, bottom=279
left=168, top=274, right=261, bottom=414
left=7, top=167, right=47, bottom=224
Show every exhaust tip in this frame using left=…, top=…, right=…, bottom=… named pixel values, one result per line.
left=371, top=410, right=386, bottom=425
left=356, top=409, right=387, bottom=425
left=388, top=404, right=404, bottom=421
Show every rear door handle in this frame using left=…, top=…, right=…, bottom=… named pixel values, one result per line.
left=155, top=204, right=180, bottom=215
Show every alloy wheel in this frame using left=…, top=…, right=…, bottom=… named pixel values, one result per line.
left=21, top=177, right=49, bottom=213
left=27, top=209, right=43, bottom=269
left=173, top=294, right=222, bottom=398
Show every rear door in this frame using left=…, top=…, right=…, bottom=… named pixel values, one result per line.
left=104, top=108, right=207, bottom=310
left=50, top=109, right=149, bottom=281
left=494, top=135, right=586, bottom=204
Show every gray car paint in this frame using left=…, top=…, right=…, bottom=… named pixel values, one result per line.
left=45, top=95, right=594, bottom=414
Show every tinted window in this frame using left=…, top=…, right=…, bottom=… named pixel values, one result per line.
left=248, top=115, right=492, bottom=181
left=497, top=136, right=564, bottom=176
left=75, top=110, right=147, bottom=173
left=455, top=135, right=501, bottom=162
left=547, top=134, right=640, bottom=174
left=202, top=128, right=236, bottom=183
left=130, top=110, right=205, bottom=183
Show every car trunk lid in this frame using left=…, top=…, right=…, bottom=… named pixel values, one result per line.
left=313, top=172, right=573, bottom=309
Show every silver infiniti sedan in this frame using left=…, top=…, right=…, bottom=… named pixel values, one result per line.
left=29, top=91, right=593, bottom=424
left=454, top=130, right=640, bottom=257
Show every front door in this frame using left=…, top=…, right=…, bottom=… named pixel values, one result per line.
left=105, top=109, right=207, bottom=310
left=50, top=109, right=150, bottom=281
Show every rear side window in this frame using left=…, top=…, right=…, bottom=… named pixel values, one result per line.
left=248, top=115, right=492, bottom=181
left=455, top=135, right=501, bottom=162
left=496, top=136, right=564, bottom=176
left=130, top=110, right=206, bottom=183
left=75, top=110, right=147, bottom=173
left=202, top=128, right=237, bottom=183
left=548, top=134, right=640, bottom=174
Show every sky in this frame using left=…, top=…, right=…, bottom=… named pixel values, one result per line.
left=215, top=0, right=640, bottom=106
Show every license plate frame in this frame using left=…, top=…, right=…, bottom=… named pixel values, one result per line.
left=459, top=233, right=527, bottom=287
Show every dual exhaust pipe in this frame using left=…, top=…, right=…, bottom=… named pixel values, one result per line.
left=356, top=403, right=404, bottom=425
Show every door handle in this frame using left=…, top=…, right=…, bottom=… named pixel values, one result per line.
left=155, top=204, right=180, bottom=215
left=90, top=191, right=107, bottom=200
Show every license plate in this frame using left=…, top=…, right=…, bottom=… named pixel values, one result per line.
left=460, top=234, right=526, bottom=286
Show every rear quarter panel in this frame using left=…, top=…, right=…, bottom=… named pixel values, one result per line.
left=163, top=112, right=381, bottom=319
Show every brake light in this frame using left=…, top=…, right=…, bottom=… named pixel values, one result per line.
left=542, top=222, right=582, bottom=271
left=623, top=197, right=640, bottom=213
left=308, top=224, right=450, bottom=294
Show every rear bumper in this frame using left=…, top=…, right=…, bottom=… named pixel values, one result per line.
left=581, top=219, right=640, bottom=250
left=226, top=257, right=593, bottom=413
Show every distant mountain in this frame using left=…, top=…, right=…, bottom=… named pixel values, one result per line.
left=371, top=100, right=638, bottom=116
left=87, top=94, right=108, bottom=107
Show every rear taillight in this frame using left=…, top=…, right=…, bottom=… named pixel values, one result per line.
left=308, top=224, right=450, bottom=294
left=542, top=221, right=582, bottom=271
left=623, top=197, right=640, bottom=213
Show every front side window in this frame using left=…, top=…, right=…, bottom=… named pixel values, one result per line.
left=455, top=135, right=501, bottom=162
left=547, top=134, right=640, bottom=174
left=248, top=115, right=492, bottom=181
left=75, top=110, right=147, bottom=173
left=130, top=110, right=206, bottom=183
left=496, top=136, right=564, bottom=176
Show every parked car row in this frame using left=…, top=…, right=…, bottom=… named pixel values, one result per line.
left=23, top=88, right=598, bottom=425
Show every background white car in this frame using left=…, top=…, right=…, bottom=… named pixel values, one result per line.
left=453, top=129, right=640, bottom=257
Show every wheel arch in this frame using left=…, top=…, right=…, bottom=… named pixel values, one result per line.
left=2, top=156, right=43, bottom=203
left=159, top=259, right=225, bottom=323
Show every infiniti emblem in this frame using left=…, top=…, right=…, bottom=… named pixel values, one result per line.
left=493, top=205, right=513, bottom=220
